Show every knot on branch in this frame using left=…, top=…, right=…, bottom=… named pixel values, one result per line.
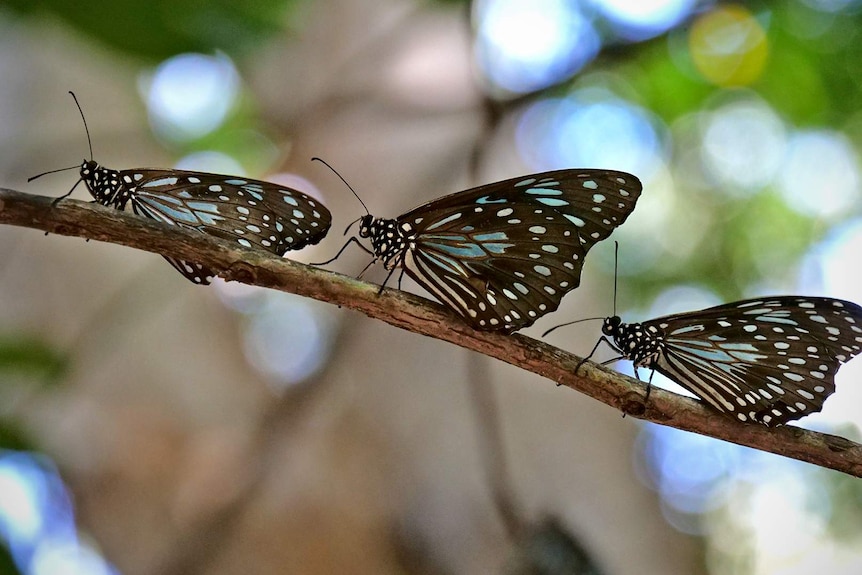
left=620, top=392, right=647, bottom=418
left=224, top=261, right=258, bottom=284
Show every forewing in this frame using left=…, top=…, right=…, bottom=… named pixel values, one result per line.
left=402, top=169, right=642, bottom=255
left=127, top=169, right=331, bottom=254
left=124, top=169, right=330, bottom=285
left=649, top=296, right=862, bottom=426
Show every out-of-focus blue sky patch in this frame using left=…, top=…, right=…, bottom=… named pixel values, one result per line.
left=475, top=0, right=600, bottom=94
left=515, top=89, right=664, bottom=178
left=590, top=0, right=698, bottom=41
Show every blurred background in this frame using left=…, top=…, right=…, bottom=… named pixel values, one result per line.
left=1, top=0, right=862, bottom=573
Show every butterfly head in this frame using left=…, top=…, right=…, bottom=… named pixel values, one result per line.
left=358, top=214, right=375, bottom=238
left=602, top=316, right=623, bottom=337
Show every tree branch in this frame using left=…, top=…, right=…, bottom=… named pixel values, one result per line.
left=2, top=187, right=862, bottom=477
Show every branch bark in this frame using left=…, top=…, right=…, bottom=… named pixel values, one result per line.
left=2, top=187, right=862, bottom=477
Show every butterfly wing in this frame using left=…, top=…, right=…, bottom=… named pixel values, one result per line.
left=397, top=170, right=641, bottom=332
left=648, top=296, right=862, bottom=426
left=125, top=169, right=331, bottom=284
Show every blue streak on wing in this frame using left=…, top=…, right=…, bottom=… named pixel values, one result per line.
left=423, top=231, right=515, bottom=257
left=670, top=339, right=768, bottom=369
left=667, top=340, right=736, bottom=363
left=526, top=187, right=562, bottom=195
left=537, top=198, right=569, bottom=207
left=242, top=187, right=264, bottom=201
left=425, top=212, right=463, bottom=231
left=422, top=250, right=467, bottom=276
left=141, top=177, right=179, bottom=188
left=136, top=196, right=198, bottom=225
left=671, top=347, right=741, bottom=378
left=186, top=201, right=219, bottom=212
left=142, top=193, right=184, bottom=206
left=424, top=241, right=486, bottom=258
left=670, top=325, right=704, bottom=336
left=483, top=242, right=515, bottom=254
left=476, top=196, right=508, bottom=204
left=755, top=315, right=799, bottom=325
left=186, top=202, right=226, bottom=225
left=718, top=342, right=760, bottom=352
left=473, top=232, right=508, bottom=241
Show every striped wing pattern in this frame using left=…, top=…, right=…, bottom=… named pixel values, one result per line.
left=645, top=297, right=862, bottom=426
left=394, top=170, right=642, bottom=332
left=82, top=163, right=331, bottom=284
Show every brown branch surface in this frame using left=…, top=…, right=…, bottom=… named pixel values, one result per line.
left=2, top=187, right=862, bottom=477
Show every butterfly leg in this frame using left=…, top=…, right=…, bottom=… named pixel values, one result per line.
left=644, top=370, right=655, bottom=404
left=49, top=178, right=83, bottom=208
left=376, top=266, right=399, bottom=296
left=311, top=236, right=373, bottom=266
left=45, top=179, right=84, bottom=236
left=574, top=336, right=614, bottom=376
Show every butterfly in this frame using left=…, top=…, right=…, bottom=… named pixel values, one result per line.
left=550, top=296, right=862, bottom=426
left=33, top=93, right=331, bottom=285
left=319, top=166, right=642, bottom=332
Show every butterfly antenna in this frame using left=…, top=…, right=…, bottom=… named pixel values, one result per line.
left=27, top=165, right=79, bottom=182
left=312, top=157, right=370, bottom=215
left=541, top=317, right=604, bottom=338
left=68, top=91, right=93, bottom=161
left=343, top=215, right=362, bottom=236
left=613, top=240, right=619, bottom=317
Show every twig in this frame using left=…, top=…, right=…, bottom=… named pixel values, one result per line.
left=2, top=187, right=862, bottom=477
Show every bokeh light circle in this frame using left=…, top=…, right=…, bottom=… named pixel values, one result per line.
left=516, top=90, right=663, bottom=177
left=475, top=0, right=599, bottom=94
left=689, top=6, right=769, bottom=87
left=144, top=52, right=240, bottom=142
left=700, top=97, right=787, bottom=193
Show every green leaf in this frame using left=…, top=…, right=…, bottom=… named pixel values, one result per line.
left=4, top=0, right=304, bottom=61
left=0, top=336, right=67, bottom=385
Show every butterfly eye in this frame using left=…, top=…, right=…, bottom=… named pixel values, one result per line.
left=602, top=316, right=621, bottom=335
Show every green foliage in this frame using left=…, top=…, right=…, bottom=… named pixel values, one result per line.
left=0, top=336, right=67, bottom=385
left=4, top=0, right=304, bottom=61
left=0, top=543, right=21, bottom=575
left=0, top=422, right=35, bottom=452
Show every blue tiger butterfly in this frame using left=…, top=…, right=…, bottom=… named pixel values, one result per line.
left=548, top=296, right=862, bottom=426
left=31, top=92, right=331, bottom=285
left=316, top=160, right=642, bottom=332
